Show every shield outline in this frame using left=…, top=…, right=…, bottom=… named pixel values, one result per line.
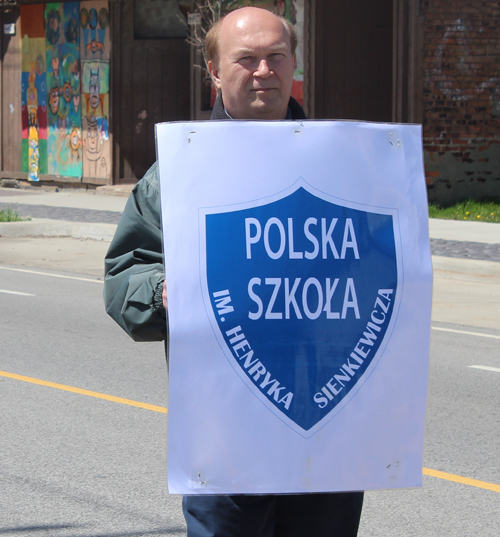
left=199, top=178, right=403, bottom=438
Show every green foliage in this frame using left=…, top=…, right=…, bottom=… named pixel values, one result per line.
left=428, top=199, right=500, bottom=224
left=0, top=208, right=25, bottom=222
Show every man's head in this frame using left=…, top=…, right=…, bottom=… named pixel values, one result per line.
left=205, top=7, right=296, bottom=120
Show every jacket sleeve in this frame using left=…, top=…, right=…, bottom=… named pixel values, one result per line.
left=104, top=162, right=167, bottom=342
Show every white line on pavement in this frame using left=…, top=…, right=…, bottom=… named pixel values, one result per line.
left=432, top=326, right=500, bottom=340
left=0, top=266, right=103, bottom=284
left=469, top=365, right=500, bottom=373
left=0, top=289, right=35, bottom=296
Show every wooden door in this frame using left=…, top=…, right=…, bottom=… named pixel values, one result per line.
left=111, top=0, right=191, bottom=183
left=0, top=7, right=22, bottom=177
left=313, top=0, right=393, bottom=122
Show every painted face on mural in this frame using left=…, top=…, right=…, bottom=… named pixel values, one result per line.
left=70, top=127, right=81, bottom=152
left=28, top=108, right=37, bottom=128
left=72, top=60, right=80, bottom=79
left=35, top=54, right=44, bottom=76
left=58, top=117, right=67, bottom=136
left=51, top=56, right=60, bottom=78
left=89, top=8, right=98, bottom=30
left=208, top=8, right=296, bottom=120
left=86, top=119, right=99, bottom=153
left=87, top=39, right=105, bottom=59
left=65, top=17, right=78, bottom=43
left=98, top=7, right=110, bottom=29
left=49, top=87, right=60, bottom=115
left=63, top=82, right=72, bottom=103
left=73, top=94, right=81, bottom=113
left=46, top=10, right=60, bottom=45
left=89, top=70, right=100, bottom=109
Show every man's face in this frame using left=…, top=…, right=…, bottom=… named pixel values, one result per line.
left=209, top=8, right=295, bottom=120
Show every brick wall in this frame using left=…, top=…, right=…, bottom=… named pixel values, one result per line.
left=422, top=0, right=500, bottom=204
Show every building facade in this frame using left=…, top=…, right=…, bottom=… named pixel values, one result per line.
left=1, top=0, right=498, bottom=204
left=422, top=0, right=500, bottom=204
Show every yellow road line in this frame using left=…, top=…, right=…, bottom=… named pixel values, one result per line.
left=3, top=370, right=500, bottom=492
left=0, top=370, right=167, bottom=414
left=423, top=467, right=500, bottom=493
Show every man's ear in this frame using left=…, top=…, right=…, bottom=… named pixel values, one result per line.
left=208, top=60, right=222, bottom=90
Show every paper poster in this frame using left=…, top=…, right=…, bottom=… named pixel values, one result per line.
left=157, top=120, right=432, bottom=495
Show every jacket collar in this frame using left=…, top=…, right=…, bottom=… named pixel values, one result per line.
left=210, top=93, right=307, bottom=121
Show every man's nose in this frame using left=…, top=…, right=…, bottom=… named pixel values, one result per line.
left=254, top=59, right=272, bottom=77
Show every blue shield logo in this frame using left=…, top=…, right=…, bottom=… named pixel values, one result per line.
left=202, top=183, right=399, bottom=436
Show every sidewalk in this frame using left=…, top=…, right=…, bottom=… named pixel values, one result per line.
left=1, top=186, right=499, bottom=331
left=0, top=186, right=128, bottom=242
left=1, top=186, right=499, bottom=245
left=1, top=186, right=499, bottom=258
left=0, top=185, right=130, bottom=212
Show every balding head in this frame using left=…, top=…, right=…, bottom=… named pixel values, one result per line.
left=206, top=7, right=296, bottom=120
left=205, top=8, right=297, bottom=70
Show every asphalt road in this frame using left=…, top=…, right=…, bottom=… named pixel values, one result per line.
left=359, top=325, right=500, bottom=537
left=0, top=265, right=185, bottom=537
left=1, top=259, right=499, bottom=536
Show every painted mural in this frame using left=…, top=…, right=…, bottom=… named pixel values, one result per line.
left=21, top=2, right=110, bottom=180
left=45, top=2, right=82, bottom=177
left=21, top=4, right=48, bottom=181
left=80, top=1, right=111, bottom=179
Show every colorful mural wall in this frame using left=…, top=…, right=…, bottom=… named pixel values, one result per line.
left=20, top=1, right=110, bottom=181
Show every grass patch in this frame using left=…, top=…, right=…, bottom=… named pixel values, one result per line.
left=0, top=208, right=26, bottom=222
left=429, top=199, right=500, bottom=223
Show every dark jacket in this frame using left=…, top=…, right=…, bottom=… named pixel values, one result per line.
left=104, top=94, right=307, bottom=342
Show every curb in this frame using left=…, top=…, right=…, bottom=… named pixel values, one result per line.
left=1, top=220, right=498, bottom=282
left=432, top=255, right=500, bottom=284
left=429, top=219, right=500, bottom=244
left=96, top=184, right=135, bottom=196
left=0, top=218, right=117, bottom=242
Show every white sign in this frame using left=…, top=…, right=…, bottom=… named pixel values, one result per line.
left=156, top=120, right=432, bottom=495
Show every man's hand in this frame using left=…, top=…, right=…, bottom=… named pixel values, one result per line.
left=162, top=280, right=168, bottom=309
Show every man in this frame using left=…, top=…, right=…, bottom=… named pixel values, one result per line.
left=104, top=7, right=363, bottom=537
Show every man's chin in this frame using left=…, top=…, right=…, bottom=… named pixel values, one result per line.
left=249, top=98, right=287, bottom=120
